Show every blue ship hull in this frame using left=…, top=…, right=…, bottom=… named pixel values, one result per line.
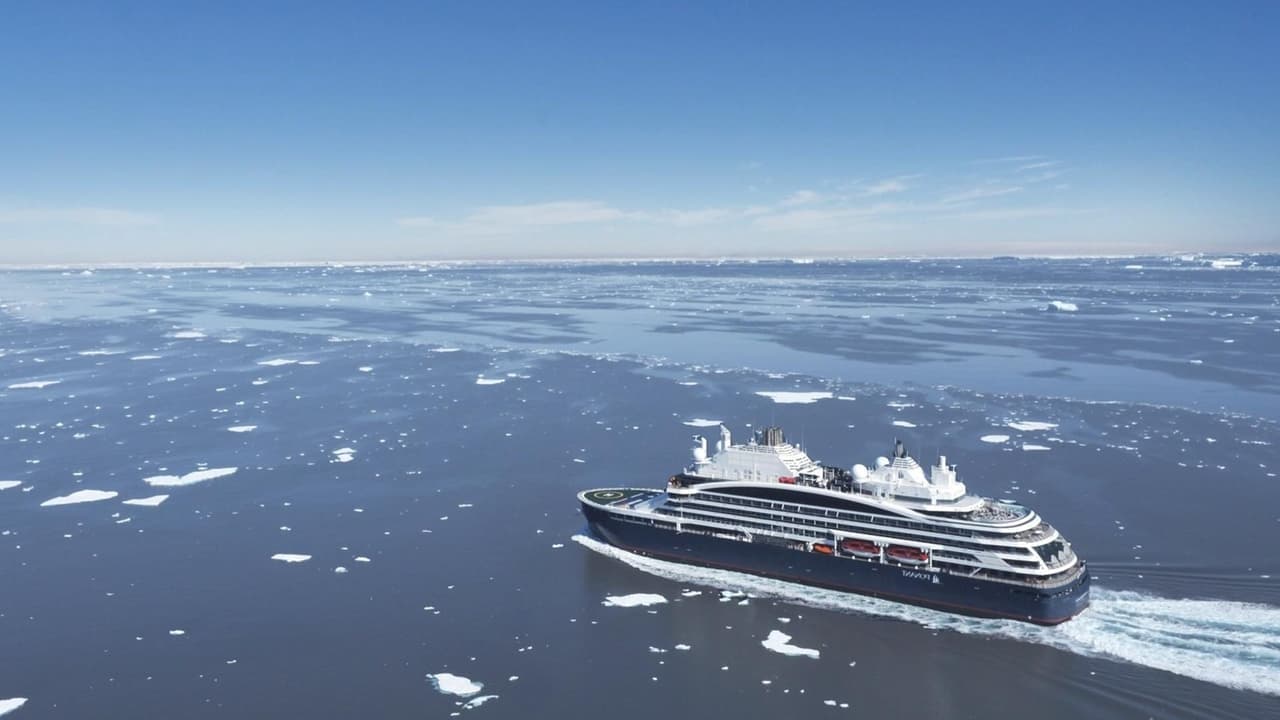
left=582, top=503, right=1090, bottom=625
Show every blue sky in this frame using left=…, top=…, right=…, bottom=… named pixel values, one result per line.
left=1, top=1, right=1277, bottom=262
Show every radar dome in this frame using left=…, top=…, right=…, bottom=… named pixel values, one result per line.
left=875, top=456, right=890, bottom=469
left=852, top=463, right=869, bottom=479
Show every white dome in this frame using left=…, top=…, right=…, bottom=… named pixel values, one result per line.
left=852, top=463, right=869, bottom=479
left=875, top=456, right=890, bottom=469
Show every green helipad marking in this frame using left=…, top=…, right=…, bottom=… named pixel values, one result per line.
left=584, top=488, right=652, bottom=505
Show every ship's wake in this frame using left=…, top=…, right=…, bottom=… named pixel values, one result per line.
left=573, top=534, right=1280, bottom=696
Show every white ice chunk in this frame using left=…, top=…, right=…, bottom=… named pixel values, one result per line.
left=257, top=358, right=297, bottom=367
left=122, top=494, right=169, bottom=507
left=1022, top=444, right=1051, bottom=451
left=462, top=695, right=498, bottom=709
left=171, top=330, right=206, bottom=339
left=754, top=391, right=833, bottom=404
left=602, top=593, right=668, bottom=608
left=475, top=377, right=506, bottom=385
left=980, top=435, right=1010, bottom=443
left=144, top=467, right=238, bottom=487
left=7, top=380, right=60, bottom=390
left=0, top=698, right=27, bottom=717
left=682, top=418, right=723, bottom=427
left=1046, top=301, right=1078, bottom=312
left=427, top=672, right=483, bottom=697
left=131, top=355, right=162, bottom=361
left=0, top=481, right=21, bottom=491
left=1007, top=421, right=1058, bottom=431
left=761, top=630, right=820, bottom=659
left=40, top=489, right=118, bottom=507
left=271, top=553, right=311, bottom=563
left=227, top=425, right=257, bottom=433
left=892, top=420, right=917, bottom=428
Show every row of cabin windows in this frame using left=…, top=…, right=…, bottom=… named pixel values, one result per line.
left=672, top=499, right=1038, bottom=557
left=652, top=507, right=825, bottom=539
left=688, top=490, right=1028, bottom=542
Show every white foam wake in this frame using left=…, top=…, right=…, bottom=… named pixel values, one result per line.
left=572, top=534, right=1280, bottom=696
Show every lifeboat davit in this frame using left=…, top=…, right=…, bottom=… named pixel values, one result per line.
left=886, top=545, right=929, bottom=565
left=839, top=539, right=880, bottom=558
left=812, top=543, right=835, bottom=555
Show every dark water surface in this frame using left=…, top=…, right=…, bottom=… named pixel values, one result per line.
left=1, top=257, right=1277, bottom=718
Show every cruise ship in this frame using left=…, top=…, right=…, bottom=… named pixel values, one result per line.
left=579, top=425, right=1090, bottom=624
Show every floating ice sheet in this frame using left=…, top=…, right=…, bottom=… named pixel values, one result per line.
left=980, top=435, right=1010, bottom=443
left=144, top=467, right=238, bottom=487
left=761, top=630, right=820, bottom=659
left=427, top=673, right=483, bottom=697
left=7, top=380, right=60, bottom=389
left=754, top=391, right=833, bottom=404
left=271, top=553, right=311, bottom=563
left=227, top=425, right=257, bottom=433
left=682, top=418, right=723, bottom=427
left=0, top=698, right=27, bottom=717
left=40, top=489, right=118, bottom=507
left=122, top=494, right=169, bottom=507
left=1007, top=421, right=1058, bottom=431
left=602, top=593, right=668, bottom=608
left=0, top=481, right=21, bottom=491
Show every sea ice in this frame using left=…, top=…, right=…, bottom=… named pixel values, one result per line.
left=144, top=467, right=238, bottom=487
left=332, top=448, right=356, bottom=463
left=0, top=698, right=28, bottom=717
left=358, top=366, right=373, bottom=372
left=171, top=330, right=206, bottom=339
left=754, top=391, right=833, bottom=404
left=334, top=566, right=348, bottom=573
left=227, top=425, right=257, bottom=433
left=1046, top=301, right=1079, bottom=312
left=682, top=418, right=723, bottom=427
left=131, top=355, right=162, bottom=361
left=761, top=630, right=820, bottom=659
left=602, top=593, right=668, bottom=608
left=271, top=553, right=311, bottom=563
left=427, top=673, right=483, bottom=697
left=7, top=380, right=60, bottom=389
left=1007, top=421, right=1058, bottom=431
left=257, top=358, right=297, bottom=367
left=40, top=489, right=118, bottom=507
left=0, top=481, right=21, bottom=491
left=1022, top=444, right=1051, bottom=451
left=122, top=494, right=169, bottom=507
left=980, top=435, right=1010, bottom=443
left=475, top=377, right=506, bottom=385
left=892, top=420, right=917, bottom=428
left=462, top=695, right=498, bottom=709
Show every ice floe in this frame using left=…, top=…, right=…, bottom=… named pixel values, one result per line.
left=122, top=494, right=169, bottom=507
left=682, top=418, right=723, bottom=427
left=257, top=358, right=297, bottom=367
left=892, top=420, right=917, bottom=428
left=7, top=380, right=60, bottom=390
left=130, top=354, right=162, bottom=361
left=227, top=425, right=257, bottom=433
left=1022, top=444, right=1051, bottom=451
left=463, top=695, right=499, bottom=709
left=171, top=330, right=206, bottom=339
left=334, top=566, right=348, bottom=574
left=40, top=489, right=119, bottom=507
left=475, top=377, right=506, bottom=385
left=427, top=673, right=483, bottom=697
left=755, top=391, right=833, bottom=404
left=0, top=698, right=27, bottom=717
left=332, top=448, right=356, bottom=463
left=271, top=553, right=311, bottom=563
left=980, top=435, right=1010, bottom=443
left=0, top=481, right=21, bottom=491
left=1046, top=300, right=1078, bottom=312
left=761, top=630, right=820, bottom=659
left=1006, top=421, right=1058, bottom=431
left=144, top=467, right=238, bottom=487
left=602, top=593, right=668, bottom=608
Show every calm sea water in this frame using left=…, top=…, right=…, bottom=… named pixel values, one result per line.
left=1, top=257, right=1277, bottom=718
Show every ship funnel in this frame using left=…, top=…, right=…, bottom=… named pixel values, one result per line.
left=692, top=435, right=709, bottom=465
left=894, top=438, right=907, bottom=459
left=720, top=424, right=732, bottom=450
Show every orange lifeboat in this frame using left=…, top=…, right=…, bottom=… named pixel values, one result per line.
left=886, top=546, right=929, bottom=565
left=812, top=543, right=835, bottom=555
left=778, top=476, right=797, bottom=484
left=839, top=539, right=880, bottom=558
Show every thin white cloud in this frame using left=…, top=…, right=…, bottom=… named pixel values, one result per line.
left=780, top=189, right=821, bottom=207
left=941, top=185, right=1024, bottom=204
left=863, top=177, right=912, bottom=196
left=973, top=154, right=1045, bottom=165
left=1017, top=160, right=1060, bottom=171
left=399, top=201, right=631, bottom=235
left=946, top=206, right=1082, bottom=221
left=0, top=207, right=160, bottom=226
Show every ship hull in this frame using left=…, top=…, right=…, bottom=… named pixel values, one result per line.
left=582, top=502, right=1090, bottom=625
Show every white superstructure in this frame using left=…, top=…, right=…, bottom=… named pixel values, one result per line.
left=649, top=426, right=1084, bottom=586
